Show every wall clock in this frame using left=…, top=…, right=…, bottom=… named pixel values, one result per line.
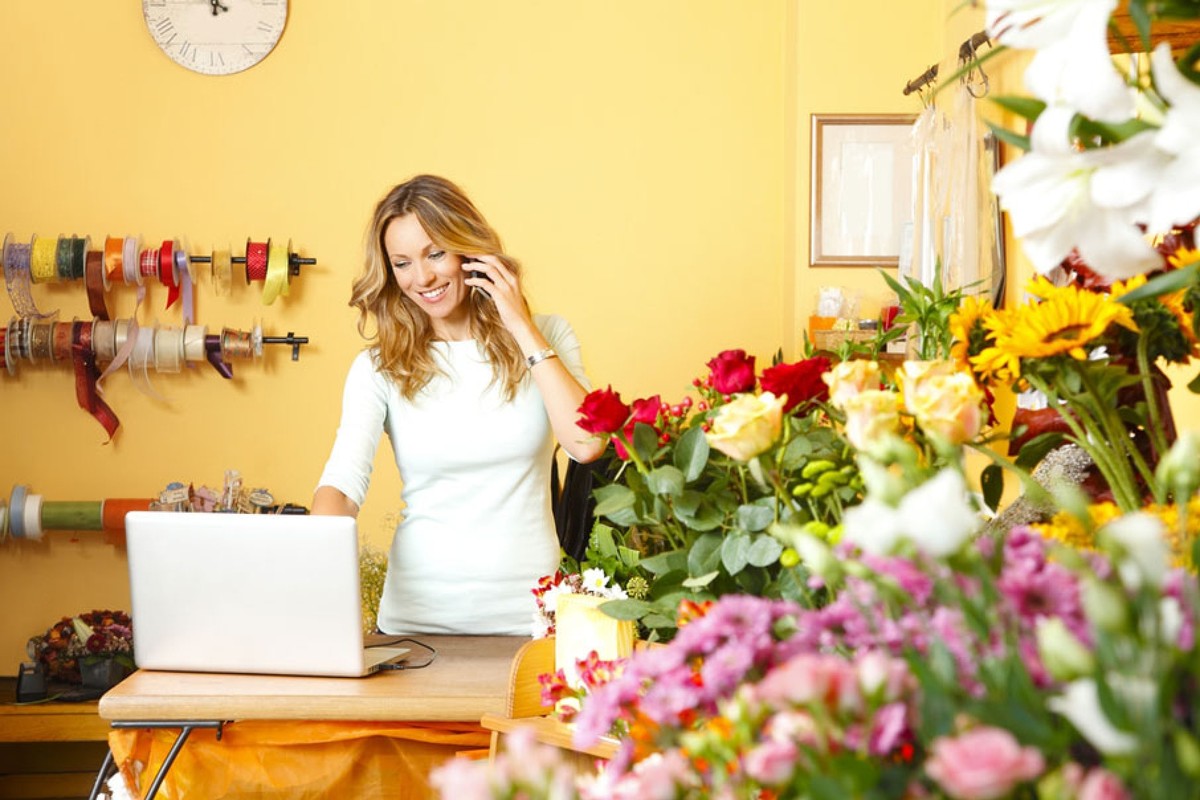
left=143, top=0, right=288, bottom=76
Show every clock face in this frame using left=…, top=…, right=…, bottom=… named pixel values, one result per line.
left=143, top=0, right=288, bottom=76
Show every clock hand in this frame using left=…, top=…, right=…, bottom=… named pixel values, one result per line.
left=210, top=0, right=229, bottom=15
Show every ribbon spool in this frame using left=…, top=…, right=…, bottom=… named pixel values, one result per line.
left=262, top=239, right=290, bottom=305
left=8, top=485, right=27, bottom=540
left=41, top=501, right=104, bottom=531
left=139, top=247, right=160, bottom=282
left=103, top=236, right=124, bottom=286
left=28, top=319, right=54, bottom=363
left=100, top=498, right=152, bottom=532
left=22, top=493, right=44, bottom=541
left=52, top=320, right=73, bottom=362
left=92, top=320, right=117, bottom=363
left=3, top=233, right=47, bottom=319
left=211, top=249, right=232, bottom=296
left=153, top=326, right=185, bottom=373
left=183, top=324, right=207, bottom=361
left=30, top=235, right=59, bottom=284
left=245, top=239, right=269, bottom=283
left=3, top=317, right=15, bottom=376
left=7, top=318, right=29, bottom=365
left=85, top=249, right=109, bottom=320
left=122, top=237, right=142, bottom=286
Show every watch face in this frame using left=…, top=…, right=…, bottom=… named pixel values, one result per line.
left=143, top=0, right=288, bottom=76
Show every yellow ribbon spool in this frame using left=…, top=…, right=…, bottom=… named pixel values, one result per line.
left=29, top=235, right=59, bottom=284
left=211, top=249, right=233, bottom=296
left=261, top=240, right=290, bottom=305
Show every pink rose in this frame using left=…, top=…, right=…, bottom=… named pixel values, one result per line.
left=924, top=727, right=1045, bottom=800
left=706, top=349, right=757, bottom=394
left=742, top=739, right=799, bottom=785
left=1078, top=768, right=1130, bottom=800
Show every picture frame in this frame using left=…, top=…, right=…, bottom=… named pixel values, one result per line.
left=810, top=113, right=917, bottom=267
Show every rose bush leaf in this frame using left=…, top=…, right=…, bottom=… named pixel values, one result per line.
left=648, top=465, right=685, bottom=497
left=592, top=484, right=638, bottom=525
left=687, top=532, right=724, bottom=576
left=747, top=534, right=784, bottom=567
left=736, top=503, right=775, bottom=532
left=720, top=532, right=751, bottom=575
left=632, top=422, right=660, bottom=463
left=673, top=425, right=710, bottom=482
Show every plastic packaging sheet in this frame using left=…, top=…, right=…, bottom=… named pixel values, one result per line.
left=110, top=720, right=491, bottom=799
left=906, top=65, right=1003, bottom=306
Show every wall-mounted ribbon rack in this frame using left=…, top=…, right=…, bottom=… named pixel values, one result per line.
left=2, top=233, right=316, bottom=321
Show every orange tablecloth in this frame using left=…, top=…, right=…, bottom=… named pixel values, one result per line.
left=110, top=720, right=490, bottom=799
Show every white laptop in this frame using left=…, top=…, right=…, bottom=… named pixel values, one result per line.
left=125, top=511, right=409, bottom=678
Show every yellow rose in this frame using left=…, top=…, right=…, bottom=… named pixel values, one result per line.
left=901, top=362, right=985, bottom=445
left=823, top=360, right=882, bottom=409
left=705, top=392, right=786, bottom=461
left=841, top=389, right=901, bottom=452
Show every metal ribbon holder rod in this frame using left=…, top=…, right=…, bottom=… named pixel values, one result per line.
left=0, top=317, right=310, bottom=441
left=1, top=233, right=317, bottom=320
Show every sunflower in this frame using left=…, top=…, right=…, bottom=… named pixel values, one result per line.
left=966, top=306, right=1022, bottom=386
left=1111, top=273, right=1197, bottom=363
left=993, top=276, right=1138, bottom=362
left=1032, top=501, right=1122, bottom=551
left=948, top=294, right=995, bottom=375
left=1035, top=499, right=1198, bottom=572
left=1166, top=242, right=1200, bottom=271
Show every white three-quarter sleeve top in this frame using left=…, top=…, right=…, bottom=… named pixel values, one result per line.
left=317, top=314, right=590, bottom=635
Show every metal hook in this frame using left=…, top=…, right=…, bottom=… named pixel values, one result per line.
left=959, top=31, right=992, bottom=98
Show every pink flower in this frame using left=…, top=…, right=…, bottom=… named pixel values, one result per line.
left=742, top=738, right=798, bottom=785
left=925, top=726, right=1045, bottom=800
left=1078, top=768, right=1131, bottom=800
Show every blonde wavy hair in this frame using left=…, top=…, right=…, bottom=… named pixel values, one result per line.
left=349, top=175, right=527, bottom=401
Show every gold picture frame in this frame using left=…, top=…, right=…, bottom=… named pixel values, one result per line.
left=810, top=113, right=917, bottom=267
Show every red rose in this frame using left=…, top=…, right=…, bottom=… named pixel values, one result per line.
left=577, top=386, right=631, bottom=435
left=706, top=349, right=757, bottom=394
left=760, top=356, right=831, bottom=412
left=614, top=395, right=662, bottom=460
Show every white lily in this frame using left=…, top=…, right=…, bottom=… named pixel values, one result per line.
left=841, top=497, right=904, bottom=557
left=1099, top=511, right=1170, bottom=590
left=843, top=469, right=978, bottom=558
left=992, top=107, right=1165, bottom=279
left=1047, top=678, right=1139, bottom=755
left=1146, top=43, right=1200, bottom=232
left=896, top=469, right=980, bottom=558
left=987, top=0, right=1132, bottom=121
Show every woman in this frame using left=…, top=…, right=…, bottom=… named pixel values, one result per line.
left=313, top=174, right=606, bottom=635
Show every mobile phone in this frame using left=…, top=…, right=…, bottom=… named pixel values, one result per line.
left=463, top=257, right=490, bottom=296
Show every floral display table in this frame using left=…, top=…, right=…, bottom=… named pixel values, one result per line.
left=92, top=635, right=526, bottom=799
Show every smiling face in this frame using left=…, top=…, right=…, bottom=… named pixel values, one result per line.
left=384, top=213, right=472, bottom=340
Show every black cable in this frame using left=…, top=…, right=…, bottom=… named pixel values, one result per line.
left=369, top=637, right=437, bottom=670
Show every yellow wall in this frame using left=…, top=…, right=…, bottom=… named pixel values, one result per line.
left=0, top=1, right=948, bottom=666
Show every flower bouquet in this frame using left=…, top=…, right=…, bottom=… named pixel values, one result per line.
left=27, top=609, right=135, bottom=686
left=434, top=452, right=1200, bottom=798
left=532, top=568, right=631, bottom=639
left=571, top=348, right=858, bottom=639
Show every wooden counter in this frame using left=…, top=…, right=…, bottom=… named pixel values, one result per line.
left=98, top=635, right=526, bottom=723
